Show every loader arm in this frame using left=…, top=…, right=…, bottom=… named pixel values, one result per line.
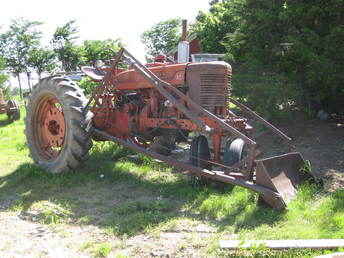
left=84, top=48, right=308, bottom=210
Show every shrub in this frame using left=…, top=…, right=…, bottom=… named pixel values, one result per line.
left=231, top=62, right=298, bottom=120
left=78, top=76, right=99, bottom=95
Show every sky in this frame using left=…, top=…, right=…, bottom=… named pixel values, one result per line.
left=1, top=0, right=211, bottom=88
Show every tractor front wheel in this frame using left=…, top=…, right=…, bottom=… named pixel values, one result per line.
left=189, top=135, right=212, bottom=186
left=25, top=77, right=93, bottom=173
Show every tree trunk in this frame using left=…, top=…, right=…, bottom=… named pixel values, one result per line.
left=62, top=60, right=67, bottom=72
left=16, top=74, right=22, bottom=99
left=26, top=72, right=32, bottom=92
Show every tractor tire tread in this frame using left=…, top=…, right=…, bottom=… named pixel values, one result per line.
left=25, top=76, right=92, bottom=173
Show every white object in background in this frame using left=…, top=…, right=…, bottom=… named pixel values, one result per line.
left=219, top=239, right=344, bottom=249
left=177, top=41, right=190, bottom=63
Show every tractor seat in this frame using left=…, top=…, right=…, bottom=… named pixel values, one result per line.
left=81, top=66, right=106, bottom=81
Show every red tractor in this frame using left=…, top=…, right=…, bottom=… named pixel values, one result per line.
left=25, top=46, right=308, bottom=210
left=0, top=88, right=20, bottom=121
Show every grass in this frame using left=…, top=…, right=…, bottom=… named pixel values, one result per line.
left=81, top=242, right=113, bottom=258
left=0, top=106, right=343, bottom=257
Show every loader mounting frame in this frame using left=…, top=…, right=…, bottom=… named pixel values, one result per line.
left=84, top=48, right=307, bottom=210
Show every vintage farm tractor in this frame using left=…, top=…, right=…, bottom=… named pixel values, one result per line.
left=0, top=88, right=20, bottom=121
left=25, top=45, right=308, bottom=210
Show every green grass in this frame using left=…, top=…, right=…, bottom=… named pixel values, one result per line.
left=81, top=242, right=113, bottom=258
left=0, top=107, right=343, bottom=257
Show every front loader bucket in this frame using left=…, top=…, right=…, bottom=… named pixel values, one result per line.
left=255, top=152, right=305, bottom=209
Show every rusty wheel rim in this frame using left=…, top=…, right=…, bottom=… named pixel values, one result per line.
left=33, top=95, right=66, bottom=160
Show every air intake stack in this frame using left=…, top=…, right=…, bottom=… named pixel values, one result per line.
left=177, top=20, right=190, bottom=63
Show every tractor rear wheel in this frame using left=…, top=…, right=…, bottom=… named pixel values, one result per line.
left=25, top=77, right=93, bottom=173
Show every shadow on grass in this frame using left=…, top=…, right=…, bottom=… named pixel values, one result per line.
left=0, top=143, right=285, bottom=237
left=0, top=117, right=11, bottom=127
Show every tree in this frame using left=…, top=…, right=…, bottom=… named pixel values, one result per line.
left=0, top=57, right=9, bottom=88
left=193, top=0, right=244, bottom=54
left=193, top=0, right=344, bottom=115
left=282, top=0, right=344, bottom=112
left=28, top=48, right=57, bottom=79
left=0, top=18, right=42, bottom=96
left=52, top=20, right=83, bottom=72
left=82, top=39, right=121, bottom=66
left=228, top=0, right=344, bottom=113
left=141, top=18, right=181, bottom=58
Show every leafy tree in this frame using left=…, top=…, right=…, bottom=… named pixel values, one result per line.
left=77, top=39, right=121, bottom=94
left=228, top=0, right=344, bottom=113
left=0, top=57, right=9, bottom=88
left=0, top=18, right=42, bottom=96
left=281, top=0, right=344, bottom=112
left=82, top=39, right=121, bottom=66
left=194, top=0, right=244, bottom=54
left=52, top=20, right=83, bottom=72
left=227, top=0, right=298, bottom=117
left=28, top=48, right=57, bottom=79
left=209, top=0, right=220, bottom=5
left=141, top=18, right=181, bottom=58
left=194, top=0, right=344, bottom=115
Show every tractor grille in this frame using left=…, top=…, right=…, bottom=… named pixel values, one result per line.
left=186, top=61, right=232, bottom=114
left=199, top=73, right=230, bottom=112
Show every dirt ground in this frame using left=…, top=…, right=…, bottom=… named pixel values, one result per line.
left=0, top=210, right=212, bottom=257
left=258, top=116, right=344, bottom=191
left=1, top=117, right=343, bottom=257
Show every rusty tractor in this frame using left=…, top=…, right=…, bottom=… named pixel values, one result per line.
left=0, top=88, right=20, bottom=121
left=25, top=36, right=309, bottom=209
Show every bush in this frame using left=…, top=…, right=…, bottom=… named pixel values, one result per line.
left=197, top=0, right=344, bottom=116
left=78, top=77, right=99, bottom=95
left=231, top=62, right=298, bottom=120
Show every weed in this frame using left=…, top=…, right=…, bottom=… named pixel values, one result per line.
left=300, top=160, right=312, bottom=174
left=33, top=201, right=72, bottom=224
left=81, top=242, right=112, bottom=258
left=113, top=253, right=129, bottom=258
left=94, top=242, right=112, bottom=258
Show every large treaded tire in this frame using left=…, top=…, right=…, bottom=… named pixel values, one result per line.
left=25, top=77, right=93, bottom=173
left=7, top=100, right=20, bottom=121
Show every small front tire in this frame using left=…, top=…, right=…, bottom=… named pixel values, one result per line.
left=189, top=135, right=212, bottom=186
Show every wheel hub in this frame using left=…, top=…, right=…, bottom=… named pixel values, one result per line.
left=35, top=96, right=66, bottom=159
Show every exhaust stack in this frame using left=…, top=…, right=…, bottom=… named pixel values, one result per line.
left=177, top=20, right=190, bottom=63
